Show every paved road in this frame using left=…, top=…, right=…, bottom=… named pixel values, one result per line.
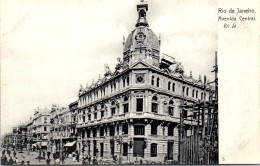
left=2, top=150, right=84, bottom=165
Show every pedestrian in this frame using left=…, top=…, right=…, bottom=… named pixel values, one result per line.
left=43, top=149, right=46, bottom=159
left=46, top=158, right=51, bottom=165
left=88, top=155, right=92, bottom=164
left=2, top=149, right=6, bottom=156
left=8, top=156, right=14, bottom=165
left=140, top=158, right=143, bottom=165
left=82, top=158, right=87, bottom=165
left=93, top=156, right=98, bottom=165
left=13, top=150, right=16, bottom=158
left=1, top=155, right=7, bottom=165
left=15, top=157, right=19, bottom=165
left=7, top=149, right=11, bottom=157
left=27, top=161, right=30, bottom=165
left=27, top=143, right=30, bottom=155
left=47, top=142, right=51, bottom=159
left=21, top=160, right=25, bottom=165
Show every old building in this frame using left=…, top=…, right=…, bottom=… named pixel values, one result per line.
left=31, top=108, right=51, bottom=147
left=75, top=1, right=211, bottom=162
left=50, top=104, right=76, bottom=155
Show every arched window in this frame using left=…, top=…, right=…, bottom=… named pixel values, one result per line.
left=151, top=96, right=158, bottom=113
left=151, top=76, right=154, bottom=85
left=192, top=89, right=195, bottom=98
left=172, top=83, right=175, bottom=92
left=201, top=92, right=204, bottom=100
left=168, top=82, right=171, bottom=90
left=157, top=78, right=160, bottom=87
left=168, top=100, right=174, bottom=116
left=196, top=91, right=198, bottom=98
left=151, top=143, right=157, bottom=157
left=186, top=88, right=189, bottom=96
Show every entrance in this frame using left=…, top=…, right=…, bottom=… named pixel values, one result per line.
left=167, top=141, right=174, bottom=160
left=133, top=138, right=144, bottom=157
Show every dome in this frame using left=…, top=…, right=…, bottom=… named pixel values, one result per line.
left=123, top=26, right=160, bottom=53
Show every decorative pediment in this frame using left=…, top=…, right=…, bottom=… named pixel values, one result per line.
left=130, top=60, right=151, bottom=69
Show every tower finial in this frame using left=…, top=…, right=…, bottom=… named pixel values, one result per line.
left=136, top=0, right=149, bottom=27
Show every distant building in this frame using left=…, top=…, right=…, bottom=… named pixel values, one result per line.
left=31, top=108, right=51, bottom=147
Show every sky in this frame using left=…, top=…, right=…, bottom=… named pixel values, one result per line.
left=1, top=0, right=217, bottom=136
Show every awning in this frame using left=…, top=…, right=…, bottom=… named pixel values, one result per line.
left=64, top=141, right=76, bottom=147
left=41, top=142, right=48, bottom=146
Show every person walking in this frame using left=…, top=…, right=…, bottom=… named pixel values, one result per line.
left=8, top=156, right=14, bottom=165
left=27, top=143, right=30, bottom=155
left=13, top=150, right=16, bottom=158
left=93, top=156, right=98, bottom=165
left=7, top=149, right=11, bottom=157
left=43, top=149, right=46, bottom=159
left=47, top=142, right=51, bottom=159
left=88, top=155, right=92, bottom=165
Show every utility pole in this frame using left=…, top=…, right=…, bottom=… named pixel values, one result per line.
left=178, top=84, right=184, bottom=164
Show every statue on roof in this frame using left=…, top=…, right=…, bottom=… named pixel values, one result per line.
left=175, top=62, right=184, bottom=75
left=104, top=63, right=112, bottom=77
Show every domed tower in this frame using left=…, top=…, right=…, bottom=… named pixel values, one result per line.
left=123, top=0, right=160, bottom=66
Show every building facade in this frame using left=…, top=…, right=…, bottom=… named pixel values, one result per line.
left=74, top=1, right=211, bottom=162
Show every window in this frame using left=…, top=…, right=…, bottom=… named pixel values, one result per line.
left=111, top=108, right=116, bottom=115
left=123, top=143, right=128, bottom=156
left=152, top=103, right=158, bottom=113
left=151, top=76, right=154, bottom=85
left=94, top=113, right=97, bottom=119
left=196, top=91, right=198, bottom=98
left=123, top=103, right=129, bottom=113
left=201, top=92, right=204, bottom=100
left=182, top=86, right=185, bottom=95
left=172, top=83, right=175, bottom=92
left=183, top=110, right=187, bottom=119
left=152, top=96, right=158, bottom=113
left=93, top=128, right=97, bottom=137
left=168, top=106, right=174, bottom=116
left=44, top=126, right=47, bottom=131
left=110, top=125, right=115, bottom=136
left=157, top=78, right=160, bottom=87
left=186, top=88, right=189, bottom=96
left=136, top=99, right=143, bottom=112
left=192, top=89, right=195, bottom=98
left=88, top=114, right=91, bottom=121
left=151, top=123, right=157, bottom=135
left=101, top=111, right=104, bottom=118
left=127, top=76, right=129, bottom=86
left=123, top=79, right=125, bottom=88
left=83, top=116, right=86, bottom=122
left=134, top=125, right=145, bottom=135
left=168, top=82, right=171, bottom=90
left=151, top=143, right=157, bottom=157
left=87, top=129, right=90, bottom=138
left=100, top=127, right=104, bottom=137
left=117, top=125, right=119, bottom=135
left=122, top=123, right=128, bottom=134
left=168, top=124, right=174, bottom=136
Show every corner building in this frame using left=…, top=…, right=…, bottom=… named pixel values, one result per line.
left=76, top=1, right=211, bottom=162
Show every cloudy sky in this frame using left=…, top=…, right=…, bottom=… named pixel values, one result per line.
left=1, top=0, right=217, bottom=135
